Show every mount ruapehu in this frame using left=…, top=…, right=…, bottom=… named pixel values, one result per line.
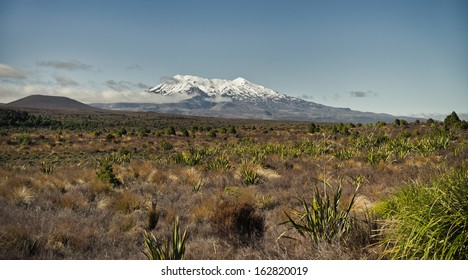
left=91, top=75, right=418, bottom=123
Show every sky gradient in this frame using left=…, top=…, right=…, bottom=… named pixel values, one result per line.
left=1, top=0, right=467, bottom=118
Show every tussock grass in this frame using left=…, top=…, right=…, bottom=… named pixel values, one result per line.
left=112, top=191, right=142, bottom=213
left=374, top=165, right=468, bottom=259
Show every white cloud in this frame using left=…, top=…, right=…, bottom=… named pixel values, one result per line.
left=0, top=82, right=191, bottom=104
left=0, top=64, right=27, bottom=79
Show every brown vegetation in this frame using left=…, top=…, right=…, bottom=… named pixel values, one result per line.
left=0, top=109, right=466, bottom=259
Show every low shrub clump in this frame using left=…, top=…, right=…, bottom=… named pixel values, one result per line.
left=211, top=201, right=265, bottom=247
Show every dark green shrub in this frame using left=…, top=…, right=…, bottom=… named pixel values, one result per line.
left=444, top=111, right=460, bottom=127
left=444, top=111, right=467, bottom=129
left=307, top=123, right=319, bottom=133
left=96, top=161, right=121, bottom=188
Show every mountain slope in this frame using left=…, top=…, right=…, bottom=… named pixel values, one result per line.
left=94, top=75, right=420, bottom=123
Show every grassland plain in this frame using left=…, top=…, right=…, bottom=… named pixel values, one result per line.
left=0, top=108, right=466, bottom=259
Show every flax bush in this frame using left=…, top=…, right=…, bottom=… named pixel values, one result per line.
left=280, top=178, right=360, bottom=245
left=143, top=218, right=188, bottom=260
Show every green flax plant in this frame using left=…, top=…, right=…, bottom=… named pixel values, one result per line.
left=143, top=218, right=188, bottom=260
left=280, top=177, right=360, bottom=245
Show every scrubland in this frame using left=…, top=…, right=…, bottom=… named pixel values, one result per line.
left=0, top=109, right=466, bottom=259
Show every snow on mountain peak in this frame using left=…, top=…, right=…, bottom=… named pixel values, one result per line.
left=148, top=75, right=289, bottom=102
left=232, top=77, right=247, bottom=85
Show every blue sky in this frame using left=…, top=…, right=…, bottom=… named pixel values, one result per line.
left=1, top=0, right=467, bottom=117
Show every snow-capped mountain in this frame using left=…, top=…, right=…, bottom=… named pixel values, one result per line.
left=148, top=75, right=297, bottom=103
left=92, top=74, right=420, bottom=123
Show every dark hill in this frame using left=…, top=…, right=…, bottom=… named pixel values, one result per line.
left=6, top=95, right=100, bottom=111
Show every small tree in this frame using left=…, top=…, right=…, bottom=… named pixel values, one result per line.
left=307, top=123, right=319, bottom=133
left=96, top=161, right=121, bottom=188
left=444, top=111, right=461, bottom=128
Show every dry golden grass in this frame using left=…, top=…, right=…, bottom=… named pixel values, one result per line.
left=0, top=114, right=466, bottom=259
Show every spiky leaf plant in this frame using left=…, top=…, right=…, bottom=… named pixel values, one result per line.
left=280, top=178, right=360, bottom=245
left=143, top=218, right=188, bottom=260
left=239, top=166, right=260, bottom=186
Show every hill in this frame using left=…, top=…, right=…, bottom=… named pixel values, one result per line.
left=5, top=95, right=101, bottom=112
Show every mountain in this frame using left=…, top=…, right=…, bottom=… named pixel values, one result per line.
left=149, top=74, right=296, bottom=103
left=5, top=95, right=101, bottom=112
left=93, top=75, right=420, bottom=123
